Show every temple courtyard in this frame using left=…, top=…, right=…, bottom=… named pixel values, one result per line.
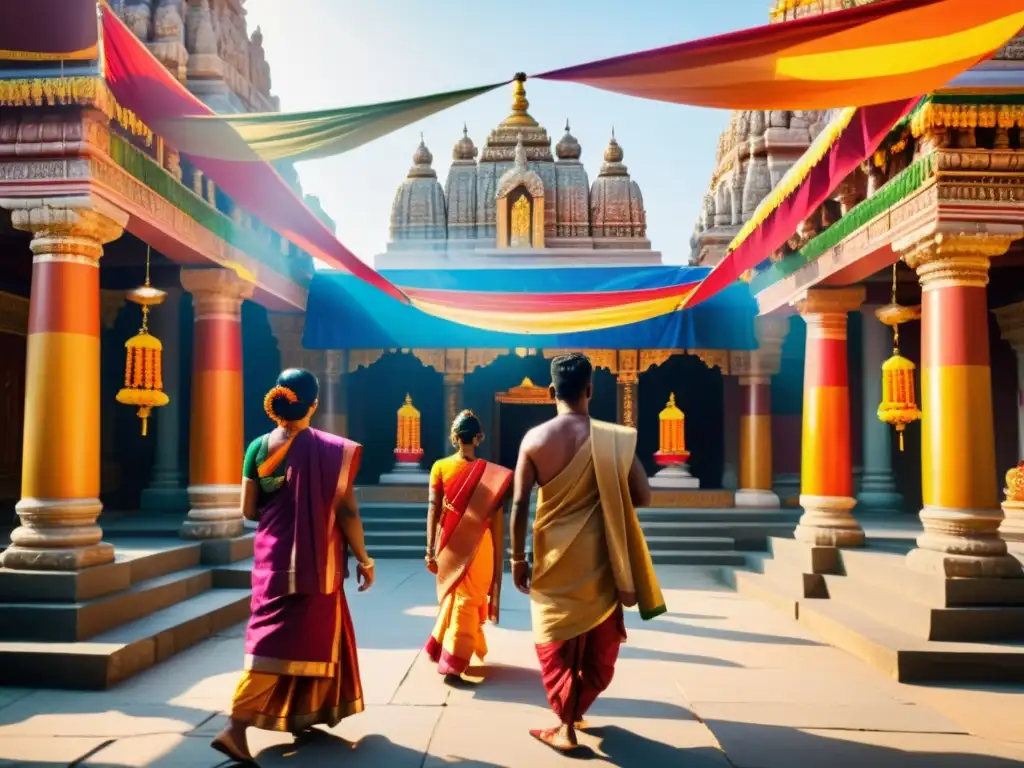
left=0, top=563, right=1022, bottom=767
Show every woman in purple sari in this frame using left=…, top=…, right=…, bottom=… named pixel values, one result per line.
left=212, top=368, right=374, bottom=764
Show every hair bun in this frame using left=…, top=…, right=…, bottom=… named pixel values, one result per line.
left=264, top=385, right=299, bottom=424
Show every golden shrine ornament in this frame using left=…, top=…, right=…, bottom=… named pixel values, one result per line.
left=875, top=263, right=921, bottom=451
left=654, top=393, right=690, bottom=466
left=116, top=247, right=169, bottom=436
left=394, top=393, right=424, bottom=464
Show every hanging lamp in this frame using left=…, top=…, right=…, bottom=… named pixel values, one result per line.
left=116, top=246, right=169, bottom=436
left=875, top=262, right=921, bottom=451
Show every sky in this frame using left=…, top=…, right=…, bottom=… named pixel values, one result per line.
left=245, top=0, right=771, bottom=266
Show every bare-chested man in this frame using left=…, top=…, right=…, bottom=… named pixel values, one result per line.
left=511, top=352, right=657, bottom=753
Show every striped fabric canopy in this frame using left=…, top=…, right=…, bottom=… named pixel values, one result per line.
left=98, top=0, right=1024, bottom=334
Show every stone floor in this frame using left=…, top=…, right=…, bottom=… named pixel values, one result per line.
left=1, top=564, right=1024, bottom=767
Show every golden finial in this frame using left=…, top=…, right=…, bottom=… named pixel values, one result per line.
left=501, top=72, right=537, bottom=128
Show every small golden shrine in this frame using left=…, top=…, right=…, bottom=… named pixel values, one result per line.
left=654, top=393, right=690, bottom=465
left=394, top=393, right=424, bottom=463
left=495, top=377, right=555, bottom=405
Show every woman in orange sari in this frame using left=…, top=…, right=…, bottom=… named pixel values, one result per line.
left=425, top=410, right=513, bottom=682
left=212, top=368, right=374, bottom=764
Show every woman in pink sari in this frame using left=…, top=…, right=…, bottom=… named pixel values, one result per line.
left=425, top=410, right=513, bottom=682
left=212, top=368, right=374, bottom=764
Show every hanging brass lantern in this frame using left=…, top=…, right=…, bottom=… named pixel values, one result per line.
left=875, top=263, right=921, bottom=451
left=116, top=247, right=169, bottom=436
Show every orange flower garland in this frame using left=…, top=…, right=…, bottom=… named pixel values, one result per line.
left=264, top=385, right=299, bottom=426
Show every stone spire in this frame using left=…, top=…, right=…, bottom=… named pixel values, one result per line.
left=452, top=123, right=478, bottom=162
left=555, top=120, right=582, bottom=161
left=446, top=126, right=479, bottom=240
left=390, top=136, right=447, bottom=242
left=554, top=119, right=589, bottom=238
left=591, top=130, right=647, bottom=240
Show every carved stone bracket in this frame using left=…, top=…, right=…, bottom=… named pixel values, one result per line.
left=688, top=349, right=730, bottom=374
left=896, top=226, right=1022, bottom=289
left=348, top=349, right=385, bottom=373
left=466, top=349, right=504, bottom=373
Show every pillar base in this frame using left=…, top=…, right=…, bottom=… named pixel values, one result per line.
left=856, top=470, right=904, bottom=515
left=1001, top=500, right=1024, bottom=546
left=794, top=495, right=864, bottom=548
left=650, top=464, right=700, bottom=490
left=180, top=484, right=243, bottom=540
left=909, top=505, right=1022, bottom=578
left=140, top=486, right=190, bottom=515
left=1, top=498, right=113, bottom=571
left=735, top=489, right=780, bottom=508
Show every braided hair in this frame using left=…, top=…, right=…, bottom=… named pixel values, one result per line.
left=450, top=409, right=483, bottom=448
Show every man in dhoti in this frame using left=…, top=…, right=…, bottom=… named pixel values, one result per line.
left=511, top=352, right=665, bottom=753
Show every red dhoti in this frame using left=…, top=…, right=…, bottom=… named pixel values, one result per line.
left=534, top=606, right=626, bottom=724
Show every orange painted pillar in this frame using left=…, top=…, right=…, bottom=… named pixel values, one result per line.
left=1, top=204, right=123, bottom=570
left=901, top=232, right=1021, bottom=577
left=180, top=269, right=254, bottom=540
left=793, top=287, right=865, bottom=547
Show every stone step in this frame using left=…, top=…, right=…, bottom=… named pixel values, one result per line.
left=836, top=547, right=1024, bottom=608
left=642, top=536, right=737, bottom=551
left=722, top=568, right=803, bottom=619
left=365, top=530, right=428, bottom=548
left=0, top=587, right=250, bottom=690
left=639, top=521, right=796, bottom=549
left=359, top=503, right=428, bottom=520
left=823, top=573, right=1024, bottom=642
left=361, top=517, right=423, bottom=529
left=0, top=566, right=213, bottom=643
left=797, top=597, right=1024, bottom=683
left=649, top=550, right=747, bottom=566
left=742, top=551, right=828, bottom=598
left=639, top=508, right=802, bottom=524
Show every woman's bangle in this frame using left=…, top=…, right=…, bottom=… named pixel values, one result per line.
left=510, top=553, right=528, bottom=566
left=358, top=557, right=375, bottom=570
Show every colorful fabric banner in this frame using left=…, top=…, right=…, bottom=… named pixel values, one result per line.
left=536, top=0, right=1024, bottom=110
left=304, top=267, right=758, bottom=351
left=101, top=4, right=408, bottom=304
left=684, top=97, right=919, bottom=309
left=157, top=84, right=505, bottom=163
left=0, top=0, right=99, bottom=62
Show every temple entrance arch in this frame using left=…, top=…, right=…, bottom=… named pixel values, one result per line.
left=495, top=139, right=545, bottom=249
left=493, top=377, right=555, bottom=470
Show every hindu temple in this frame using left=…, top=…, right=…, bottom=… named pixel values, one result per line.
left=0, top=0, right=1023, bottom=691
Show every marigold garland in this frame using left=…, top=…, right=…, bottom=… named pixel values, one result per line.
left=264, top=385, right=299, bottom=425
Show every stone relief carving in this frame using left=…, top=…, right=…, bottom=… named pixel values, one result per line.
left=122, top=1, right=154, bottom=40
left=186, top=0, right=217, bottom=54
left=153, top=0, right=186, bottom=42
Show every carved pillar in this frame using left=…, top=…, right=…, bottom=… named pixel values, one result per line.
left=444, top=373, right=465, bottom=453
left=616, top=372, right=638, bottom=428
left=180, top=268, right=254, bottom=539
left=736, top=316, right=787, bottom=507
left=992, top=301, right=1024, bottom=459
left=268, top=312, right=308, bottom=372
left=316, top=350, right=348, bottom=437
left=898, top=230, right=1022, bottom=577
left=141, top=288, right=189, bottom=513
left=856, top=305, right=904, bottom=515
left=721, top=376, right=740, bottom=490
left=0, top=201, right=124, bottom=570
left=792, top=287, right=865, bottom=547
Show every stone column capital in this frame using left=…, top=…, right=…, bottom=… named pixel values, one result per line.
left=1, top=198, right=126, bottom=263
left=895, top=227, right=1022, bottom=290
left=181, top=268, right=255, bottom=320
left=993, top=301, right=1024, bottom=352
left=267, top=312, right=305, bottom=347
left=792, top=286, right=866, bottom=317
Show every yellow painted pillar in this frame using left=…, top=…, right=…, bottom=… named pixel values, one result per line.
left=180, top=269, right=254, bottom=540
left=1, top=202, right=124, bottom=570
left=899, top=230, right=1022, bottom=577
left=792, top=287, right=865, bottom=547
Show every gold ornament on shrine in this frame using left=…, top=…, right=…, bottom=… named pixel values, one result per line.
left=875, top=263, right=921, bottom=452
left=654, top=393, right=691, bottom=467
left=394, top=393, right=424, bottom=464
left=1005, top=462, right=1024, bottom=503
left=116, top=246, right=169, bottom=436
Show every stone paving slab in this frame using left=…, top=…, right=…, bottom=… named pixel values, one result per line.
left=3, top=565, right=1024, bottom=767
left=0, top=735, right=111, bottom=766
left=707, top=722, right=1024, bottom=767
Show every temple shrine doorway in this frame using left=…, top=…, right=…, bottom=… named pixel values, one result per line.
left=493, top=378, right=556, bottom=469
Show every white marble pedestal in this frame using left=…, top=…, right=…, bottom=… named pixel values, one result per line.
left=379, top=461, right=430, bottom=486
left=650, top=463, right=700, bottom=489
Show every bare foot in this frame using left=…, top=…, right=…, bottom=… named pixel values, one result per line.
left=529, top=724, right=580, bottom=753
left=211, top=725, right=255, bottom=764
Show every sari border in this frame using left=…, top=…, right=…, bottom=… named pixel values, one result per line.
left=243, top=653, right=336, bottom=678
left=640, top=603, right=668, bottom=621
left=233, top=696, right=365, bottom=732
